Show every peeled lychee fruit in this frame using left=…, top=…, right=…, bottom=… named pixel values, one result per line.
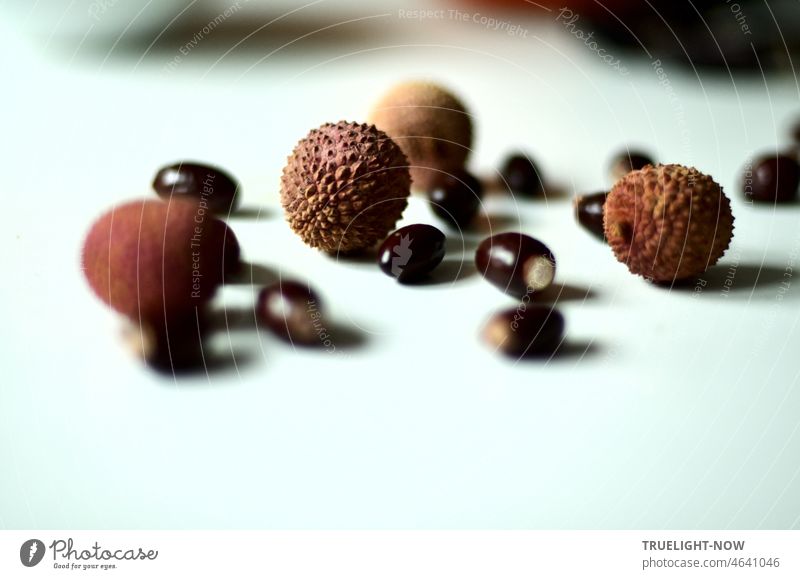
left=280, top=121, right=411, bottom=254
left=604, top=164, right=734, bottom=282
left=369, top=81, right=472, bottom=192
left=82, top=199, right=239, bottom=323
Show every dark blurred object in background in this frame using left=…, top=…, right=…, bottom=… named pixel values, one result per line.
left=10, top=0, right=799, bottom=72
left=466, top=0, right=800, bottom=72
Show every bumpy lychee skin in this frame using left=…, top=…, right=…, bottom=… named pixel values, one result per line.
left=81, top=199, right=239, bottom=323
left=280, top=121, right=411, bottom=253
left=369, top=81, right=472, bottom=192
left=604, top=164, right=734, bottom=282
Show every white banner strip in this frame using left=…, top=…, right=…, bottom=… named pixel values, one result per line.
left=1, top=531, right=798, bottom=578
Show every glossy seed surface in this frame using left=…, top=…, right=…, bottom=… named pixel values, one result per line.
left=153, top=161, right=240, bottom=214
left=746, top=154, right=800, bottom=203
left=122, top=312, right=208, bottom=372
left=378, top=224, right=446, bottom=282
left=574, top=192, right=607, bottom=241
left=257, top=281, right=322, bottom=346
left=475, top=232, right=556, bottom=297
left=609, top=151, right=654, bottom=182
left=483, top=306, right=564, bottom=357
left=500, top=153, right=544, bottom=197
left=428, top=171, right=483, bottom=230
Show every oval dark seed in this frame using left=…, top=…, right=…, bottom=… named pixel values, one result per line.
left=483, top=306, right=564, bottom=357
left=609, top=150, right=654, bottom=182
left=257, top=281, right=323, bottom=346
left=123, top=312, right=208, bottom=372
left=475, top=232, right=556, bottom=297
left=500, top=153, right=544, bottom=197
left=573, top=191, right=607, bottom=241
left=428, top=171, right=483, bottom=230
left=153, top=161, right=240, bottom=214
left=745, top=154, right=800, bottom=203
left=378, top=224, right=446, bottom=282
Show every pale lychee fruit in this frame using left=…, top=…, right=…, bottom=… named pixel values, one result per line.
left=369, top=81, right=472, bottom=192
left=604, top=164, right=734, bottom=282
left=280, top=121, right=411, bottom=254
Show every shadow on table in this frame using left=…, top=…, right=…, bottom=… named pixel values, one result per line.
left=533, top=282, right=597, bottom=304
left=226, top=262, right=279, bottom=286
left=513, top=340, right=602, bottom=364
left=209, top=307, right=368, bottom=352
left=663, top=263, right=792, bottom=299
left=404, top=258, right=478, bottom=286
left=229, top=206, right=273, bottom=220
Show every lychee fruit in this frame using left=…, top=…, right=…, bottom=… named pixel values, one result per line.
left=81, top=198, right=240, bottom=323
left=604, top=164, right=734, bottom=283
left=369, top=81, right=472, bottom=192
left=280, top=120, right=411, bottom=254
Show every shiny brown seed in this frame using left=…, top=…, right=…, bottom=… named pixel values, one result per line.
left=609, top=150, right=654, bottom=182
left=475, top=233, right=556, bottom=297
left=573, top=192, right=607, bottom=241
left=500, top=153, right=544, bottom=197
left=153, top=161, right=240, bottom=214
left=483, top=306, right=564, bottom=357
left=257, top=281, right=323, bottom=346
left=744, top=154, right=800, bottom=203
left=428, top=171, right=483, bottom=230
left=121, top=312, right=208, bottom=371
left=378, top=224, right=446, bottom=282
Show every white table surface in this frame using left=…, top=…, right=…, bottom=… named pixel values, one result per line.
left=2, top=2, right=800, bottom=529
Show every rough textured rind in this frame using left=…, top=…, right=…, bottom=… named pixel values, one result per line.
left=604, top=164, right=734, bottom=282
left=280, top=121, right=411, bottom=253
left=82, top=199, right=238, bottom=323
left=369, top=81, right=472, bottom=192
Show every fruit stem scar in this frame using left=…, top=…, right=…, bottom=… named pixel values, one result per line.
left=610, top=221, right=633, bottom=244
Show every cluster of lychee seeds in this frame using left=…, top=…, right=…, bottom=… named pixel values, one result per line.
left=81, top=80, right=800, bottom=372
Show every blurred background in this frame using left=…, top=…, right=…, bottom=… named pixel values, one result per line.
left=2, top=0, right=800, bottom=531
left=7, top=0, right=800, bottom=70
